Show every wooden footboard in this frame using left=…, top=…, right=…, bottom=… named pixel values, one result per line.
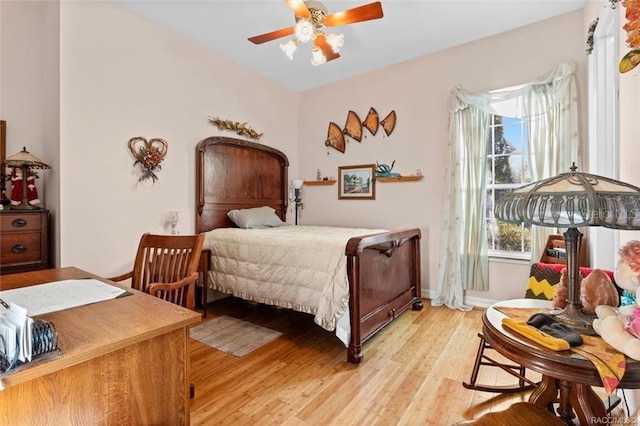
left=345, top=228, right=423, bottom=364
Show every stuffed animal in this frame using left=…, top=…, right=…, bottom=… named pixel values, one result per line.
left=593, top=240, right=640, bottom=360
left=581, top=269, right=620, bottom=314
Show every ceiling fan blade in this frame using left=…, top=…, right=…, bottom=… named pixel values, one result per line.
left=284, top=0, right=311, bottom=19
left=248, top=26, right=295, bottom=44
left=315, top=34, right=340, bottom=62
left=323, top=1, right=383, bottom=27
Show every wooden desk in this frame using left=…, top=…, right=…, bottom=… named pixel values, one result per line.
left=0, top=267, right=201, bottom=425
left=483, top=299, right=640, bottom=425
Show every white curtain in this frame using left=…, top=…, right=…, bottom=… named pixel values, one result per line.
left=523, top=66, right=579, bottom=261
left=434, top=106, right=489, bottom=311
left=432, top=62, right=578, bottom=311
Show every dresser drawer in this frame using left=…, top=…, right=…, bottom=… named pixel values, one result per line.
left=1, top=214, right=42, bottom=232
left=0, top=232, right=42, bottom=264
left=0, top=209, right=49, bottom=275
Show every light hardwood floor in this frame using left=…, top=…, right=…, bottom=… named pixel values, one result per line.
left=189, top=297, right=618, bottom=425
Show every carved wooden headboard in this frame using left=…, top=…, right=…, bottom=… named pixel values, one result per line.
left=195, top=137, right=290, bottom=233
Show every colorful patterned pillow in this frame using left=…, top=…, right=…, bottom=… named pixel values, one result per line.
left=525, top=262, right=616, bottom=300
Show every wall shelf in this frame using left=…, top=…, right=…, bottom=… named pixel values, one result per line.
left=303, top=180, right=336, bottom=186
left=376, top=176, right=423, bottom=182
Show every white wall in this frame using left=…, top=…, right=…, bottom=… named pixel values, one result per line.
left=4, top=3, right=636, bottom=306
left=54, top=2, right=298, bottom=276
left=298, top=10, right=589, bottom=303
left=617, top=3, right=640, bottom=249
left=1, top=1, right=60, bottom=264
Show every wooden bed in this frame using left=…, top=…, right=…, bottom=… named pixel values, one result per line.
left=195, top=136, right=423, bottom=364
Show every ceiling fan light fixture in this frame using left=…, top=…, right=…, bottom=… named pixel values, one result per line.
left=294, top=19, right=315, bottom=43
left=310, top=46, right=327, bottom=66
left=326, top=33, right=344, bottom=53
left=249, top=1, right=384, bottom=65
left=280, top=39, right=298, bottom=60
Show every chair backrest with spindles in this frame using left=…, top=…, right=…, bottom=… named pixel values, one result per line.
left=131, top=233, right=204, bottom=310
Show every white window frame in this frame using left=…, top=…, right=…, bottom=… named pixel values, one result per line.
left=588, top=4, right=620, bottom=268
left=486, top=114, right=532, bottom=260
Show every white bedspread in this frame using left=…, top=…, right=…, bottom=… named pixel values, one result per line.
left=203, top=225, right=386, bottom=346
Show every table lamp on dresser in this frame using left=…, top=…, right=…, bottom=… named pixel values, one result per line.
left=3, top=146, right=51, bottom=210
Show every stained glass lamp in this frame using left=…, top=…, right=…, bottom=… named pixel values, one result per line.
left=495, top=164, right=640, bottom=334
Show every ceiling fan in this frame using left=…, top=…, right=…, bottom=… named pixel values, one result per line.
left=248, top=0, right=384, bottom=65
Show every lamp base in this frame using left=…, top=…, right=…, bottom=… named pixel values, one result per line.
left=7, top=203, right=41, bottom=210
left=550, top=302, right=598, bottom=336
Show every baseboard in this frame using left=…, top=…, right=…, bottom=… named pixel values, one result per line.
left=422, top=289, right=497, bottom=309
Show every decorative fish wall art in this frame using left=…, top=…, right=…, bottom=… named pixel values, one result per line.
left=324, top=108, right=397, bottom=154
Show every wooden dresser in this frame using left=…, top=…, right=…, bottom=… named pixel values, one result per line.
left=0, top=208, right=50, bottom=275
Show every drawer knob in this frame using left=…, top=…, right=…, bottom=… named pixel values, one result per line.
left=11, top=244, right=27, bottom=254
left=11, top=218, right=27, bottom=228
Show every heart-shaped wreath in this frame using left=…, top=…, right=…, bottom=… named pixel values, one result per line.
left=128, top=137, right=168, bottom=183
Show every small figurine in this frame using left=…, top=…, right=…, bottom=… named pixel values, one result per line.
left=375, top=161, right=401, bottom=178
left=0, top=171, right=9, bottom=206
left=9, top=167, right=40, bottom=206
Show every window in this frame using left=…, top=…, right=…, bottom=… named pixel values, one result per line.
left=440, top=64, right=576, bottom=299
left=486, top=115, right=532, bottom=258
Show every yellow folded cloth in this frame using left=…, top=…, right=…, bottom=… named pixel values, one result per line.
left=496, top=307, right=626, bottom=394
left=502, top=318, right=570, bottom=351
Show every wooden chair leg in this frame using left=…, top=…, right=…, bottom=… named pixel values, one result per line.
left=463, top=333, right=487, bottom=389
left=462, top=333, right=537, bottom=393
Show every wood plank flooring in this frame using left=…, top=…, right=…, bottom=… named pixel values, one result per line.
left=189, top=297, right=619, bottom=425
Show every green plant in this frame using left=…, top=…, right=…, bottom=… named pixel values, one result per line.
left=496, top=221, right=531, bottom=252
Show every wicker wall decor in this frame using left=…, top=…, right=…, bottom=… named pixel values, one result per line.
left=208, top=116, right=263, bottom=140
left=128, top=137, right=168, bottom=183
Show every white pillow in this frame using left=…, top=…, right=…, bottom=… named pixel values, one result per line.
left=227, top=206, right=284, bottom=229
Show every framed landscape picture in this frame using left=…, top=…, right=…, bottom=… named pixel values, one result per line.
left=338, top=164, right=376, bottom=200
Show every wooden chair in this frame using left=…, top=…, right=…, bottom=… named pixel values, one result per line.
left=463, top=262, right=618, bottom=394
left=109, top=233, right=205, bottom=310
left=462, top=331, right=538, bottom=393
left=453, top=402, right=565, bottom=426
left=462, top=262, right=558, bottom=393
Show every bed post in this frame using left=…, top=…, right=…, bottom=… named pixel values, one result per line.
left=412, top=236, right=424, bottom=311
left=347, top=255, right=363, bottom=364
